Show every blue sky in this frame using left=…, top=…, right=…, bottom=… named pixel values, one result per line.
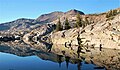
left=0, top=0, right=120, bottom=23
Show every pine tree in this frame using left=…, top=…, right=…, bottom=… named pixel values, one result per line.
left=112, top=9, right=117, bottom=16
left=106, top=10, right=112, bottom=18
left=84, top=17, right=90, bottom=27
left=106, top=10, right=118, bottom=18
left=64, top=18, right=71, bottom=30
left=75, top=13, right=82, bottom=28
left=109, top=10, right=113, bottom=16
left=56, top=18, right=62, bottom=31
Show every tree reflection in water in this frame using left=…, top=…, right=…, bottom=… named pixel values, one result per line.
left=65, top=56, right=70, bottom=69
left=57, top=55, right=63, bottom=68
left=77, top=60, right=82, bottom=70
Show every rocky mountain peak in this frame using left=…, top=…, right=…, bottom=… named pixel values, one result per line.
left=66, top=9, right=85, bottom=15
left=36, top=11, right=64, bottom=23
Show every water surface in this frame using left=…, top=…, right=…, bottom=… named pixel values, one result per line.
left=0, top=47, right=104, bottom=70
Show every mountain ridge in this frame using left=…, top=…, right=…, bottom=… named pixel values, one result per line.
left=0, top=9, right=84, bottom=31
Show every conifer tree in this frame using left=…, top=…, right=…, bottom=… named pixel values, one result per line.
left=56, top=18, right=62, bottom=31
left=85, top=17, right=89, bottom=25
left=76, top=13, right=82, bottom=28
left=64, top=18, right=71, bottom=30
left=106, top=9, right=118, bottom=18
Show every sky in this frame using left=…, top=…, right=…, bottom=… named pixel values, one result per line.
left=0, top=0, right=120, bottom=23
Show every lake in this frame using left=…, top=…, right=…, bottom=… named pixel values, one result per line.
left=0, top=45, right=106, bottom=70
left=0, top=42, right=119, bottom=70
left=0, top=52, right=99, bottom=70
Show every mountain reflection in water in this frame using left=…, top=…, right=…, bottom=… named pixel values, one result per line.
left=0, top=41, right=119, bottom=70
left=0, top=44, right=106, bottom=70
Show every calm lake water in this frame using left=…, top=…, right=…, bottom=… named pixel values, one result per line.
left=0, top=45, right=106, bottom=70
left=0, top=52, right=101, bottom=70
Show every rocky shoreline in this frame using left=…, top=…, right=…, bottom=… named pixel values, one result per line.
left=0, top=35, right=20, bottom=42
